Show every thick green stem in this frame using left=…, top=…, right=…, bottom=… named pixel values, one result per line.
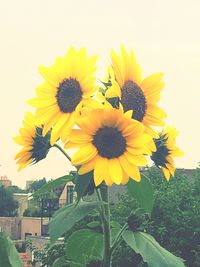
left=53, top=143, right=71, bottom=162
left=98, top=185, right=112, bottom=267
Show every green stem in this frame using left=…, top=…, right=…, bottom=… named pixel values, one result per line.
left=53, top=143, right=71, bottom=162
left=98, top=185, right=112, bottom=267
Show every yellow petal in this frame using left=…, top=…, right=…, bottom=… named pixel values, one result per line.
left=124, top=152, right=147, bottom=166
left=162, top=167, right=171, bottom=181
left=78, top=155, right=99, bottom=175
left=110, top=50, right=125, bottom=87
left=15, top=147, right=33, bottom=159
left=18, top=159, right=33, bottom=171
left=140, top=73, right=164, bottom=92
left=70, top=129, right=92, bottom=143
left=166, top=163, right=175, bottom=176
left=72, top=144, right=97, bottom=166
left=28, top=97, right=56, bottom=108
left=13, top=136, right=31, bottom=146
left=108, top=158, right=122, bottom=185
left=50, top=114, right=70, bottom=145
left=94, top=157, right=108, bottom=186
left=119, top=155, right=141, bottom=182
left=38, top=66, right=60, bottom=87
left=42, top=112, right=60, bottom=136
left=121, top=169, right=129, bottom=185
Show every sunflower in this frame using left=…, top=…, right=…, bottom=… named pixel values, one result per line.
left=105, top=46, right=166, bottom=136
left=14, top=113, right=51, bottom=171
left=66, top=108, right=156, bottom=186
left=151, top=126, right=183, bottom=181
left=28, top=48, right=100, bottom=145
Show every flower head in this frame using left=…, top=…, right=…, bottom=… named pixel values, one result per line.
left=28, top=48, right=101, bottom=145
left=105, top=46, right=166, bottom=136
left=67, top=108, right=156, bottom=186
left=14, top=113, right=51, bottom=171
left=151, top=126, right=183, bottom=180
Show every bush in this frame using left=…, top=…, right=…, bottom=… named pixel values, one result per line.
left=111, top=166, right=200, bottom=267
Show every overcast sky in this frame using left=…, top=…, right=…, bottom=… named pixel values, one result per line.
left=0, top=0, right=199, bottom=188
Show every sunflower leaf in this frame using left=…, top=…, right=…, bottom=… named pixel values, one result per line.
left=49, top=201, right=99, bottom=244
left=75, top=171, right=94, bottom=201
left=32, top=175, right=73, bottom=198
left=66, top=229, right=103, bottom=265
left=122, top=230, right=186, bottom=267
left=0, top=231, right=23, bottom=267
left=127, top=174, right=154, bottom=213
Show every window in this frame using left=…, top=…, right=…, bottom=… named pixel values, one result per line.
left=67, top=186, right=74, bottom=204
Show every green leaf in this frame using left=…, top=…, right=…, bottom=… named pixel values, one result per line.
left=32, top=175, right=73, bottom=198
left=52, top=256, right=68, bottom=267
left=52, top=257, right=84, bottom=267
left=87, top=221, right=101, bottom=229
left=66, top=229, right=103, bottom=266
left=49, top=201, right=99, bottom=243
left=0, top=231, right=23, bottom=267
left=122, top=230, right=186, bottom=267
left=75, top=171, right=93, bottom=201
left=110, top=221, right=122, bottom=241
left=127, top=175, right=154, bottom=213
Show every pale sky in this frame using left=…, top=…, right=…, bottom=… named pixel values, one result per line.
left=0, top=0, right=199, bottom=188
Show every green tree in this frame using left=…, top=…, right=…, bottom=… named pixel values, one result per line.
left=111, top=167, right=200, bottom=267
left=28, top=178, right=47, bottom=192
left=0, top=186, right=18, bottom=216
left=7, top=185, right=27, bottom=194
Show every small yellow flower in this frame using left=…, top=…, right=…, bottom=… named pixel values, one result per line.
left=151, top=126, right=183, bottom=181
left=66, top=108, right=156, bottom=186
left=28, top=48, right=101, bottom=145
left=14, top=113, right=51, bottom=171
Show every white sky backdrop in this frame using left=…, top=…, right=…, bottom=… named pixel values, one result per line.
left=0, top=0, right=199, bottom=187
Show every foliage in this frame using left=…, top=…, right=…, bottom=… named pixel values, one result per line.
left=22, top=167, right=200, bottom=267
left=23, top=200, right=42, bottom=217
left=0, top=231, right=23, bottom=267
left=111, top=167, right=200, bottom=267
left=7, top=185, right=27, bottom=194
left=28, top=178, right=47, bottom=192
left=23, top=175, right=73, bottom=217
left=0, top=185, right=18, bottom=216
left=127, top=175, right=154, bottom=214
left=148, top=166, right=200, bottom=267
left=25, top=239, right=67, bottom=267
left=122, top=230, right=185, bottom=267
left=66, top=229, right=103, bottom=265
left=32, top=175, right=73, bottom=198
left=49, top=201, right=100, bottom=243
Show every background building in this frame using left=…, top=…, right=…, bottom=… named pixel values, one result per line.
left=0, top=175, right=12, bottom=187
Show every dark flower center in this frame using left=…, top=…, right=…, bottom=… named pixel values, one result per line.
left=121, top=80, right=147, bottom=122
left=56, top=78, right=82, bottom=113
left=151, top=136, right=170, bottom=167
left=31, top=127, right=51, bottom=163
left=93, top=127, right=126, bottom=159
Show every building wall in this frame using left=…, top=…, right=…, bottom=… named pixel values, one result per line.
left=59, top=181, right=76, bottom=206
left=0, top=217, right=21, bottom=240
left=13, top=193, right=29, bottom=217
left=21, top=217, right=48, bottom=240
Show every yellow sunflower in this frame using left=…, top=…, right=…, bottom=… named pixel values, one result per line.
left=66, top=108, right=156, bottom=186
left=106, top=46, right=166, bottom=136
left=28, top=48, right=100, bottom=145
left=151, top=126, right=183, bottom=181
left=14, top=113, right=51, bottom=171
